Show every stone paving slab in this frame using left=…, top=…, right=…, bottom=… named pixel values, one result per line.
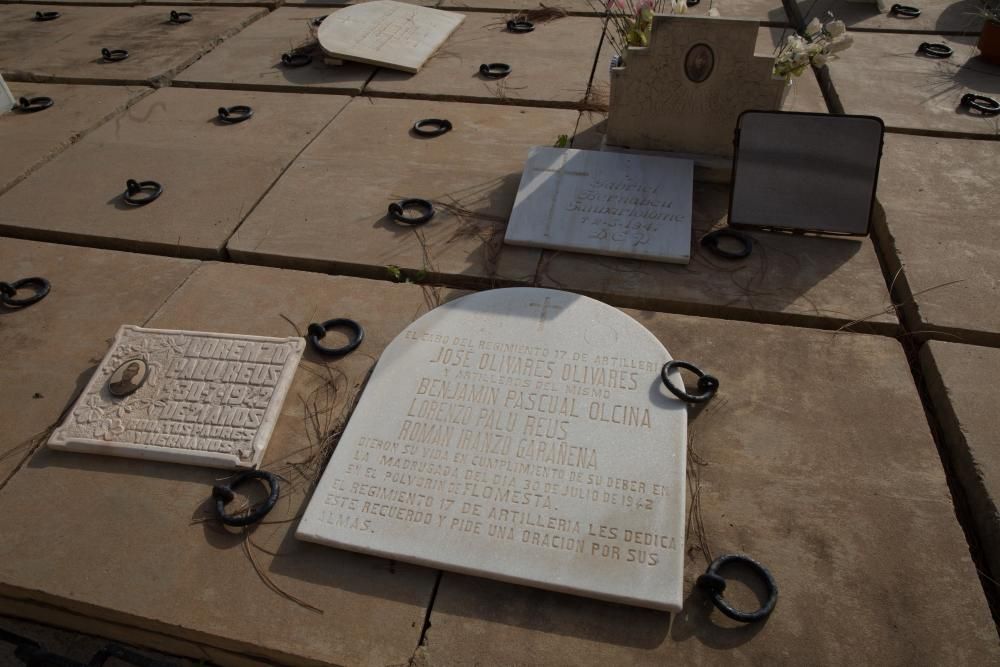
left=795, top=0, right=984, bottom=35
left=0, top=262, right=452, bottom=667
left=228, top=96, right=579, bottom=286
left=284, top=0, right=438, bottom=7
left=0, top=5, right=266, bottom=84
left=824, top=32, right=1000, bottom=138
left=0, top=82, right=147, bottom=196
left=0, top=238, right=197, bottom=487
left=920, top=340, right=1000, bottom=585
left=873, top=133, right=1000, bottom=345
left=422, top=314, right=998, bottom=665
left=174, top=7, right=376, bottom=93
left=364, top=12, right=604, bottom=107
left=0, top=87, right=350, bottom=258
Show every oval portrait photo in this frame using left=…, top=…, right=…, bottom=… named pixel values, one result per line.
left=685, top=43, right=715, bottom=83
left=108, top=358, right=148, bottom=397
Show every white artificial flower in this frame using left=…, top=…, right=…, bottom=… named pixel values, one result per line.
left=708, top=7, right=721, bottom=15
left=804, top=17, right=823, bottom=37
left=825, top=19, right=846, bottom=37
left=787, top=34, right=808, bottom=52
left=828, top=33, right=853, bottom=53
left=812, top=52, right=828, bottom=67
left=673, top=0, right=688, bottom=14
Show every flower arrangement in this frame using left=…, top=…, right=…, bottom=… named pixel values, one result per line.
left=978, top=0, right=1000, bottom=23
left=592, top=0, right=691, bottom=59
left=772, top=17, right=853, bottom=81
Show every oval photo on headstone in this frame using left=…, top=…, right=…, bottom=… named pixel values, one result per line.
left=684, top=43, right=714, bottom=83
left=108, top=358, right=148, bottom=397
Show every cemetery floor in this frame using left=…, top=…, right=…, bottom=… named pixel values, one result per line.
left=1, top=0, right=999, bottom=665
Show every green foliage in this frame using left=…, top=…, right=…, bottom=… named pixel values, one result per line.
left=554, top=134, right=569, bottom=148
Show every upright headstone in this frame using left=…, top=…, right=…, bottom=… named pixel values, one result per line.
left=298, top=288, right=689, bottom=611
left=504, top=147, right=694, bottom=264
left=49, top=326, right=305, bottom=469
left=606, top=16, right=786, bottom=160
left=317, top=1, right=465, bottom=73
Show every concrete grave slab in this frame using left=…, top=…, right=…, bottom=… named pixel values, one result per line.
left=873, top=133, right=1000, bottom=345
left=1, top=5, right=267, bottom=85
left=0, top=5, right=122, bottom=74
left=0, top=263, right=452, bottom=667
left=285, top=0, right=439, bottom=8
left=0, top=82, right=147, bottom=196
left=422, top=314, right=999, bottom=665
left=688, top=0, right=789, bottom=24
left=436, top=0, right=593, bottom=13
left=228, top=96, right=580, bottom=287
left=364, top=12, right=605, bottom=107
left=795, top=0, right=984, bottom=35
left=920, top=341, right=1000, bottom=583
left=0, top=238, right=197, bottom=487
left=824, top=32, right=1000, bottom=138
left=175, top=8, right=375, bottom=93
left=0, top=87, right=350, bottom=258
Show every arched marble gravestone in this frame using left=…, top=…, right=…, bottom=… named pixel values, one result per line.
left=317, top=1, right=464, bottom=73
left=298, top=288, right=688, bottom=611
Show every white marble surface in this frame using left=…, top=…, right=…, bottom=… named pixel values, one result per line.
left=0, top=75, right=13, bottom=115
left=298, top=287, right=689, bottom=611
left=505, top=147, right=694, bottom=264
left=317, top=1, right=464, bottom=73
left=48, top=326, right=304, bottom=469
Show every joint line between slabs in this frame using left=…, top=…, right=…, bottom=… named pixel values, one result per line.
left=414, top=570, right=443, bottom=656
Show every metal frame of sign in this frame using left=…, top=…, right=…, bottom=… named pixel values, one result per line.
left=727, top=110, right=885, bottom=237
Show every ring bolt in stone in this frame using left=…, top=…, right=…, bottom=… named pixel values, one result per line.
left=389, top=198, right=435, bottom=225
left=480, top=63, right=512, bottom=78
left=281, top=52, right=312, bottom=67
left=412, top=118, right=452, bottom=137
left=506, top=19, right=534, bottom=33
left=961, top=93, right=1000, bottom=115
left=697, top=554, right=778, bottom=623
left=0, top=277, right=50, bottom=308
left=213, top=470, right=280, bottom=527
left=917, top=42, right=952, bottom=58
left=122, top=179, right=163, bottom=206
left=169, top=10, right=193, bottom=24
left=701, top=228, right=752, bottom=259
left=311, top=15, right=327, bottom=26
left=661, top=360, right=719, bottom=404
left=34, top=11, right=60, bottom=21
left=889, top=3, right=920, bottom=16
left=307, top=318, right=365, bottom=357
left=16, top=97, right=53, bottom=113
left=101, top=48, right=129, bottom=62
left=217, top=105, right=253, bottom=123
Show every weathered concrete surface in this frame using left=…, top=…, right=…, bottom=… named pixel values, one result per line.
left=795, top=0, right=984, bottom=35
left=175, top=8, right=376, bottom=93
left=285, top=0, right=438, bottom=6
left=824, top=32, right=1000, bottom=138
left=436, top=0, right=592, bottom=12
left=921, top=340, right=1000, bottom=587
left=874, top=133, right=1000, bottom=344
left=229, top=96, right=579, bottom=286
left=0, top=238, right=197, bottom=487
left=0, top=83, right=147, bottom=196
left=1, top=6, right=266, bottom=84
left=0, top=87, right=350, bottom=258
left=689, top=0, right=788, bottom=23
left=364, top=13, right=604, bottom=107
left=423, top=314, right=999, bottom=665
left=0, top=263, right=454, bottom=666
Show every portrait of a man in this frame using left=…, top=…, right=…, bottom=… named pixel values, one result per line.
left=685, top=43, right=715, bottom=83
left=108, top=359, right=147, bottom=397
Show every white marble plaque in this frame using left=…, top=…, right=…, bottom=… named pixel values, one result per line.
left=317, top=1, right=465, bottom=73
left=297, top=288, right=688, bottom=611
left=49, top=326, right=305, bottom=469
left=0, top=75, right=14, bottom=115
left=504, top=147, right=694, bottom=264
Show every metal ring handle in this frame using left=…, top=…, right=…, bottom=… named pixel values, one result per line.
left=479, top=63, right=512, bottom=78
left=701, top=229, right=752, bottom=260
left=661, top=360, right=719, bottom=404
left=961, top=93, right=1000, bottom=115
left=412, top=118, right=452, bottom=137
left=122, top=179, right=163, bottom=206
left=388, top=198, right=435, bottom=225
left=101, top=48, right=129, bottom=62
left=16, top=97, right=54, bottom=113
left=34, top=11, right=60, bottom=20
left=687, top=0, right=700, bottom=5
left=281, top=52, right=312, bottom=67
left=311, top=15, right=327, bottom=26
left=506, top=19, right=534, bottom=33
left=917, top=42, right=952, bottom=58
left=217, top=105, right=253, bottom=123
left=890, top=3, right=920, bottom=17
left=697, top=554, right=778, bottom=623
left=169, top=10, right=193, bottom=23
left=0, top=277, right=51, bottom=308
left=212, top=470, right=279, bottom=527
left=307, top=318, right=365, bottom=357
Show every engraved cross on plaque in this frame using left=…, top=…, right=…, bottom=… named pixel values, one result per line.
left=528, top=296, right=563, bottom=332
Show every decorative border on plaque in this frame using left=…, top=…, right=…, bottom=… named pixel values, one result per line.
left=48, top=326, right=305, bottom=469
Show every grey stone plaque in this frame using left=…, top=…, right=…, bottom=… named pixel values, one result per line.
left=298, top=288, right=688, bottom=611
left=49, top=326, right=305, bottom=469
